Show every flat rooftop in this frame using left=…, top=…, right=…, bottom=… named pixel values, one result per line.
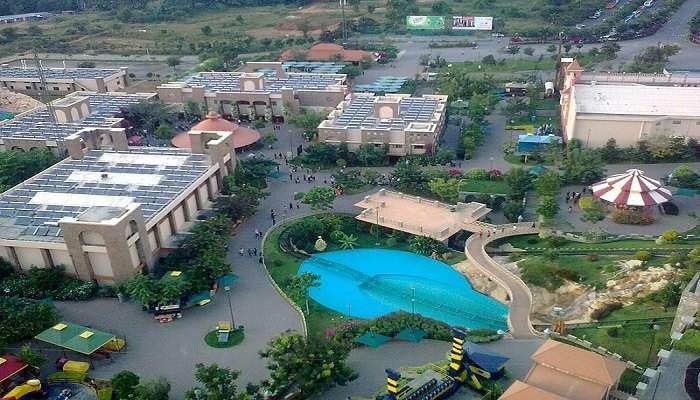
left=170, top=71, right=345, bottom=93
left=574, top=84, right=700, bottom=117
left=328, top=94, right=443, bottom=130
left=0, top=92, right=153, bottom=141
left=0, top=67, right=121, bottom=80
left=355, top=190, right=490, bottom=241
left=0, top=148, right=210, bottom=242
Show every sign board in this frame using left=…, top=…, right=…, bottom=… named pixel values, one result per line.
left=406, top=15, right=445, bottom=30
left=451, top=16, right=493, bottom=30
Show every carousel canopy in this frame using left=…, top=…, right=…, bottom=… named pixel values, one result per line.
left=592, top=169, right=672, bottom=207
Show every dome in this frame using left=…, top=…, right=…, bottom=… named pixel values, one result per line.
left=190, top=111, right=238, bottom=132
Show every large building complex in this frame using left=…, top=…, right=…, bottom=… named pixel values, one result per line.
left=0, top=91, right=155, bottom=155
left=0, top=128, right=237, bottom=284
left=0, top=66, right=129, bottom=95
left=317, top=93, right=448, bottom=156
left=560, top=60, right=700, bottom=147
left=157, top=62, right=347, bottom=122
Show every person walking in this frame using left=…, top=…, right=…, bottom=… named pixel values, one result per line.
left=289, top=202, right=293, bottom=210
left=239, top=248, right=244, bottom=256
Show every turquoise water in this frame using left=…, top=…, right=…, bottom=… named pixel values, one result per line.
left=298, top=249, right=508, bottom=330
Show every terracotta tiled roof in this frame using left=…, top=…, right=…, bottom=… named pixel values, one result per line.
left=190, top=111, right=238, bottom=132
left=498, top=380, right=570, bottom=400
left=566, top=58, right=584, bottom=72
left=530, top=340, right=626, bottom=386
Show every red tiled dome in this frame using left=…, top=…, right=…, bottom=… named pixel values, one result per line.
left=190, top=111, right=238, bottom=132
left=171, top=126, right=261, bottom=150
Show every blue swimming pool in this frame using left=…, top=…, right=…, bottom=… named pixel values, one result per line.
left=298, top=249, right=508, bottom=330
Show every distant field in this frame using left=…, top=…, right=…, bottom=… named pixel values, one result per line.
left=0, top=0, right=601, bottom=58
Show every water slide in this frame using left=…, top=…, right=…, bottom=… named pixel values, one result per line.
left=1, top=379, right=41, bottom=400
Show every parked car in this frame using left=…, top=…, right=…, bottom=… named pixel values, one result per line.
left=491, top=32, right=505, bottom=37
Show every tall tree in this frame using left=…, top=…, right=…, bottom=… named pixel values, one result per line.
left=504, top=167, right=533, bottom=200
left=428, top=178, right=460, bottom=203
left=297, top=187, right=335, bottom=210
left=287, top=272, right=320, bottom=314
left=534, top=170, right=561, bottom=197
left=185, top=363, right=248, bottom=400
left=260, top=333, right=357, bottom=397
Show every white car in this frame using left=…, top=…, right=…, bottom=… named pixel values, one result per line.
left=644, top=0, right=653, bottom=7
left=491, top=32, right=505, bottom=37
left=575, top=24, right=586, bottom=30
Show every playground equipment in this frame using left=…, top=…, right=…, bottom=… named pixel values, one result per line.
left=1, top=379, right=41, bottom=400
left=376, top=329, right=508, bottom=400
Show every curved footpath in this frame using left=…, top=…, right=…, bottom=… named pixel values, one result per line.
left=463, top=222, right=540, bottom=339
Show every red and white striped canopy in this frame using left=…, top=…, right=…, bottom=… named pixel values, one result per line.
left=591, top=169, right=672, bottom=207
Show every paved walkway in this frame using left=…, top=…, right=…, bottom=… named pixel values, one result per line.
left=463, top=222, right=540, bottom=339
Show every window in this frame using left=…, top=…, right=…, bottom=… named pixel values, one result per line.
left=80, top=88, right=85, bottom=91
left=655, top=122, right=661, bottom=126
left=413, top=144, right=425, bottom=149
left=392, top=144, right=403, bottom=148
left=25, top=86, right=31, bottom=90
left=53, top=87, right=59, bottom=91
left=672, top=120, right=682, bottom=125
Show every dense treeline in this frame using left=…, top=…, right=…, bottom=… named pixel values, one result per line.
left=0, top=0, right=308, bottom=16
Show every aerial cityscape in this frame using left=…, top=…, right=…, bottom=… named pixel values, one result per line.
left=1, top=0, right=700, bottom=399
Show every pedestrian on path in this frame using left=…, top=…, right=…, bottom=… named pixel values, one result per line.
left=239, top=248, right=244, bottom=256
left=258, top=255, right=263, bottom=264
left=289, top=202, right=293, bottom=210
left=253, top=248, right=258, bottom=256
left=289, top=173, right=293, bottom=181
left=568, top=205, right=573, bottom=213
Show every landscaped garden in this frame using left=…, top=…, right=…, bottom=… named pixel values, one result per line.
left=263, top=213, right=484, bottom=338
left=495, top=232, right=700, bottom=252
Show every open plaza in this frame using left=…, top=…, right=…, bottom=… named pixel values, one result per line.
left=2, top=1, right=700, bottom=399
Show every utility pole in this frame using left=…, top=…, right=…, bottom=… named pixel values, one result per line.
left=340, top=0, right=347, bottom=44
left=33, top=51, right=56, bottom=123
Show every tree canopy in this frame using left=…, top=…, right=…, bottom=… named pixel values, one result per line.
left=0, top=149, right=60, bottom=192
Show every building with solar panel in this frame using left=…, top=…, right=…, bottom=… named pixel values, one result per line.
left=0, top=128, right=237, bottom=284
left=157, top=62, right=347, bottom=122
left=318, top=93, right=448, bottom=156
left=0, top=66, right=129, bottom=95
left=0, top=91, right=155, bottom=155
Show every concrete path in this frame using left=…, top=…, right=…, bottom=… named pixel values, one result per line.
left=463, top=222, right=540, bottom=339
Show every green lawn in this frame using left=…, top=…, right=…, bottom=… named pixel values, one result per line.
left=571, top=303, right=675, bottom=368
left=262, top=214, right=465, bottom=337
left=203, top=328, right=245, bottom=348
left=460, top=179, right=510, bottom=194
left=517, top=255, right=624, bottom=290
left=500, top=234, right=700, bottom=251
left=444, top=58, right=556, bottom=74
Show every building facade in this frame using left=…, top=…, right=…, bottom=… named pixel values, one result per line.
left=0, top=66, right=129, bottom=95
left=560, top=60, right=700, bottom=147
left=317, top=93, right=448, bottom=156
left=0, top=91, right=155, bottom=155
left=157, top=62, right=347, bottom=122
left=0, top=129, right=236, bottom=284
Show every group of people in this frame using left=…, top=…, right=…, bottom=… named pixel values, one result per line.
left=565, top=188, right=588, bottom=212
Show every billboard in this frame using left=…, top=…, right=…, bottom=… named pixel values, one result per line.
left=406, top=16, right=445, bottom=30
left=451, top=16, right=493, bottom=30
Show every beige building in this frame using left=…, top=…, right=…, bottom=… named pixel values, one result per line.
left=0, top=66, right=129, bottom=95
left=157, top=62, right=347, bottom=122
left=0, top=128, right=236, bottom=284
left=560, top=60, right=700, bottom=148
left=317, top=93, right=448, bottom=156
left=0, top=91, right=155, bottom=156
left=500, top=339, right=629, bottom=400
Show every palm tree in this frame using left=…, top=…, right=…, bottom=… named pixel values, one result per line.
left=338, top=233, right=358, bottom=249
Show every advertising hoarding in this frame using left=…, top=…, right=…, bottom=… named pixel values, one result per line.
left=451, top=16, right=493, bottom=30
left=405, top=16, right=445, bottom=30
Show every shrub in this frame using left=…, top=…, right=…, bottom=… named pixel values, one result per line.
left=586, top=253, right=599, bottom=262
left=635, top=250, right=651, bottom=261
left=676, top=329, right=700, bottom=354
left=332, top=311, right=453, bottom=346
left=548, top=236, right=565, bottom=248
left=503, top=200, right=524, bottom=222
left=0, top=296, right=59, bottom=344
left=612, top=209, right=655, bottom=225
left=591, top=302, right=623, bottom=320
left=606, top=326, right=620, bottom=337
left=465, top=168, right=488, bottom=180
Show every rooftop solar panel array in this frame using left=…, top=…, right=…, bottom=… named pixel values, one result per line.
left=282, top=61, right=346, bottom=74
left=0, top=67, right=120, bottom=80
left=330, top=95, right=440, bottom=130
left=0, top=148, right=210, bottom=241
left=183, top=71, right=343, bottom=93
left=355, top=76, right=408, bottom=93
left=0, top=93, right=151, bottom=141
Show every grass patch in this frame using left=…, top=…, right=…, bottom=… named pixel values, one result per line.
left=444, top=58, right=556, bottom=74
left=500, top=234, right=700, bottom=251
left=674, top=329, right=700, bottom=354
left=460, top=179, right=510, bottom=194
left=97, top=388, right=113, bottom=400
left=571, top=303, right=675, bottom=368
left=518, top=255, right=624, bottom=290
left=203, top=328, right=245, bottom=348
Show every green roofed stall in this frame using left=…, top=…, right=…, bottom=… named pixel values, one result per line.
left=394, top=327, right=426, bottom=343
left=35, top=322, right=116, bottom=355
left=354, top=332, right=391, bottom=348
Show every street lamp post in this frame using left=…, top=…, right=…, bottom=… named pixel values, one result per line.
left=375, top=204, right=380, bottom=245
left=645, top=323, right=660, bottom=367
left=224, top=285, right=236, bottom=327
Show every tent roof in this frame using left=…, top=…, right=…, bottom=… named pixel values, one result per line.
left=35, top=322, right=115, bottom=355
left=0, top=355, right=26, bottom=383
left=464, top=341, right=509, bottom=373
left=592, top=169, right=672, bottom=206
left=354, top=332, right=391, bottom=348
left=394, top=327, right=426, bottom=343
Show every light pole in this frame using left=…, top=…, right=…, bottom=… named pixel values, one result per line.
left=224, top=285, right=236, bottom=327
left=375, top=203, right=380, bottom=245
